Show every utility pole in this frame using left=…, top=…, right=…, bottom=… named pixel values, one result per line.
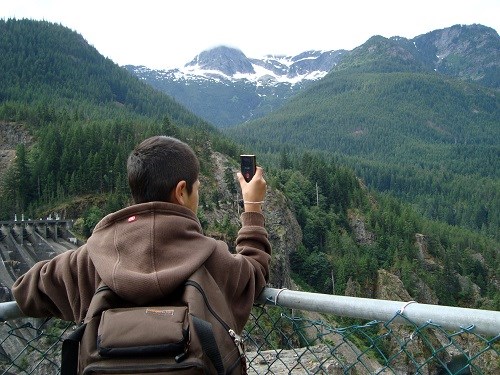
left=331, top=269, right=335, bottom=294
left=236, top=191, right=240, bottom=215
left=316, top=182, right=319, bottom=206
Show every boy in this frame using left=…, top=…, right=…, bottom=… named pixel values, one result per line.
left=12, top=135, right=271, bottom=342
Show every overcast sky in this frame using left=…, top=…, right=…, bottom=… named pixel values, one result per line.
left=2, top=0, right=499, bottom=70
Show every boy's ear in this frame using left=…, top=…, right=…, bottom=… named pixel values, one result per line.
left=171, top=180, right=187, bottom=205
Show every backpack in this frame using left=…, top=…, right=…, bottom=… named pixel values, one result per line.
left=61, top=266, right=246, bottom=374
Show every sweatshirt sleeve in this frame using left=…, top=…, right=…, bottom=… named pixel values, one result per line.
left=235, top=211, right=272, bottom=280
left=206, top=211, right=271, bottom=332
left=11, top=245, right=98, bottom=323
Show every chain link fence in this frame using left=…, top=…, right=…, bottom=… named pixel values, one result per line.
left=245, top=304, right=499, bottom=374
left=0, top=294, right=498, bottom=374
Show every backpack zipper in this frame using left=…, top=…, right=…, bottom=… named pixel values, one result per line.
left=83, top=361, right=205, bottom=374
left=185, top=280, right=230, bottom=330
left=185, top=280, right=244, bottom=354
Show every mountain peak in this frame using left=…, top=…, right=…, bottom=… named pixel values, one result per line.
left=178, top=45, right=343, bottom=84
left=125, top=23, right=498, bottom=127
left=185, top=46, right=255, bottom=75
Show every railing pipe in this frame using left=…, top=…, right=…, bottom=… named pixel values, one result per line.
left=257, top=288, right=500, bottom=337
left=0, top=301, right=24, bottom=321
left=2, top=288, right=499, bottom=337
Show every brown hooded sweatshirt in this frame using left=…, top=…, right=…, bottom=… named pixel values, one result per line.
left=12, top=202, right=271, bottom=331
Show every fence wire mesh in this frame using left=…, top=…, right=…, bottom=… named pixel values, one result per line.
left=0, top=302, right=498, bottom=374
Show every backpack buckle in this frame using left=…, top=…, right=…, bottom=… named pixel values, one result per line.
left=228, top=329, right=244, bottom=356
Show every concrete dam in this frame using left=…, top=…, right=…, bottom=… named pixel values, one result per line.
left=0, top=219, right=80, bottom=299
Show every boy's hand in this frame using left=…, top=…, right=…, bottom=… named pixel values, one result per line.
left=237, top=167, right=266, bottom=212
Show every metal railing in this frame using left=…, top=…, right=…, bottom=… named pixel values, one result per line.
left=257, top=288, right=500, bottom=337
left=0, top=288, right=499, bottom=374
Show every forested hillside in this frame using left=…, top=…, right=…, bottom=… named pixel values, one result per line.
left=0, top=18, right=236, bottom=223
left=227, top=30, right=500, bottom=241
left=0, top=19, right=215, bottom=131
left=265, top=152, right=498, bottom=308
left=0, top=19, right=498, bottom=311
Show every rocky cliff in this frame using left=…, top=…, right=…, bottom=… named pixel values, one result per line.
left=200, top=149, right=301, bottom=289
left=0, top=121, right=32, bottom=195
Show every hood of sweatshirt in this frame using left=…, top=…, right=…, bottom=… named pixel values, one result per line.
left=86, top=202, right=217, bottom=304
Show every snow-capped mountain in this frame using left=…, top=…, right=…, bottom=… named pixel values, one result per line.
left=180, top=46, right=344, bottom=84
left=125, top=24, right=499, bottom=128
left=124, top=46, right=345, bottom=127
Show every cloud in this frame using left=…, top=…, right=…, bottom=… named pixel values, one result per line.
left=2, top=0, right=499, bottom=69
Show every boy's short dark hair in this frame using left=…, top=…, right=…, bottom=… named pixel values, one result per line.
left=127, top=136, right=200, bottom=204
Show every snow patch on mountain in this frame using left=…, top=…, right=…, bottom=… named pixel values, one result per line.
left=124, top=46, right=346, bottom=127
left=128, top=46, right=343, bottom=86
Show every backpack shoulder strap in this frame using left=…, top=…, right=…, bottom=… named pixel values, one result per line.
left=185, top=266, right=229, bottom=375
left=61, top=323, right=87, bottom=375
left=84, top=282, right=121, bottom=323
left=192, top=315, right=224, bottom=375
left=61, top=282, right=117, bottom=375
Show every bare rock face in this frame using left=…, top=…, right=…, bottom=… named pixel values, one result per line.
left=348, top=210, right=375, bottom=245
left=200, top=151, right=301, bottom=289
left=0, top=122, right=32, bottom=148
left=261, top=185, right=303, bottom=289
left=375, top=269, right=413, bottom=302
left=0, top=122, right=32, bottom=190
left=412, top=278, right=439, bottom=305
